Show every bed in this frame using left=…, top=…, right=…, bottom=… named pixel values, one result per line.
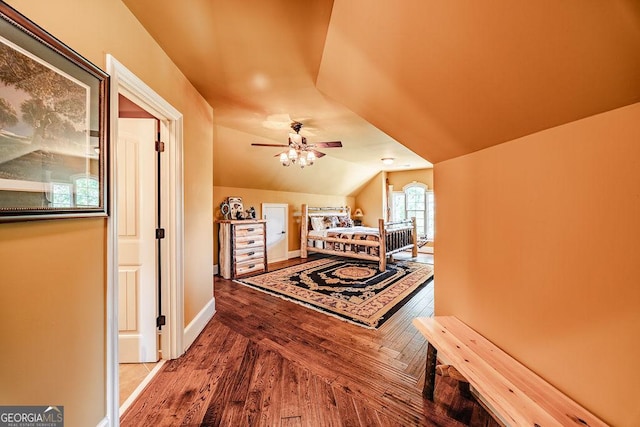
left=300, top=204, right=418, bottom=271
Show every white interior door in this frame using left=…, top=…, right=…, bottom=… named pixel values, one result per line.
left=262, top=203, right=288, bottom=263
left=117, top=118, right=158, bottom=363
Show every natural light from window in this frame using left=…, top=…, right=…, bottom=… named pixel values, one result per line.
left=391, top=182, right=434, bottom=241
left=74, top=176, right=99, bottom=207
left=49, top=175, right=99, bottom=208
left=50, top=183, right=72, bottom=208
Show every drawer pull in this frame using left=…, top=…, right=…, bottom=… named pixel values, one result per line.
left=248, top=240, right=255, bottom=244
left=247, top=228, right=254, bottom=232
left=248, top=264, right=255, bottom=268
left=248, top=251, right=255, bottom=256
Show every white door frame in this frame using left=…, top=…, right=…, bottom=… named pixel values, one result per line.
left=105, top=55, right=184, bottom=427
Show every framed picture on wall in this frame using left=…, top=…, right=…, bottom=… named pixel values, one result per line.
left=0, top=3, right=109, bottom=222
left=228, top=197, right=243, bottom=220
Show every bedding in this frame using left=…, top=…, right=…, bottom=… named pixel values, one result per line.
left=307, top=226, right=380, bottom=256
left=301, top=204, right=418, bottom=271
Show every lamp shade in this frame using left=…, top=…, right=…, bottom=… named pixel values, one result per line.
left=354, top=208, right=364, bottom=218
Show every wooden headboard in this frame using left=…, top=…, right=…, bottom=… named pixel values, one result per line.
left=301, top=204, right=351, bottom=236
left=304, top=205, right=350, bottom=219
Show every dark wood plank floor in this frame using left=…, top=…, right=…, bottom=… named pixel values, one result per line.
left=121, top=256, right=500, bottom=426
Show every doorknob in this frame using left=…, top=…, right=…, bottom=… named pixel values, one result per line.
left=281, top=231, right=286, bottom=234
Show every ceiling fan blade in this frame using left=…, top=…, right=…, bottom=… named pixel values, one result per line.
left=313, top=141, right=342, bottom=148
left=251, top=143, right=290, bottom=147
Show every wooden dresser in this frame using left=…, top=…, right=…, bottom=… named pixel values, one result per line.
left=217, top=219, right=267, bottom=279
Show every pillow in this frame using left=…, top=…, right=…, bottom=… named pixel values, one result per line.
left=338, top=217, right=354, bottom=228
left=310, top=216, right=325, bottom=231
left=324, top=215, right=339, bottom=229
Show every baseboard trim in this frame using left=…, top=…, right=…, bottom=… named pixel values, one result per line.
left=288, top=249, right=301, bottom=259
left=183, top=297, right=216, bottom=351
left=96, top=416, right=109, bottom=427
left=119, top=360, right=166, bottom=417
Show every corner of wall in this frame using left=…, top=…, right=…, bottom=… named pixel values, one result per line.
left=183, top=297, right=216, bottom=352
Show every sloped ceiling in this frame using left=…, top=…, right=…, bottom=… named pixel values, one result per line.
left=122, top=0, right=640, bottom=195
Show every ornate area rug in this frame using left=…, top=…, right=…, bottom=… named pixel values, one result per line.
left=234, top=257, right=434, bottom=328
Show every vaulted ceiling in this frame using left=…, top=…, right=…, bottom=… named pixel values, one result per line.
left=122, top=0, right=640, bottom=196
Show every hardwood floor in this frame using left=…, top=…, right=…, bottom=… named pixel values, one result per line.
left=121, top=256, right=499, bottom=426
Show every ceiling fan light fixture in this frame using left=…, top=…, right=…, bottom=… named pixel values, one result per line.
left=381, top=157, right=395, bottom=165
left=291, top=121, right=303, bottom=134
left=280, top=152, right=290, bottom=166
left=289, top=132, right=303, bottom=144
left=252, top=121, right=342, bottom=169
left=306, top=151, right=316, bottom=165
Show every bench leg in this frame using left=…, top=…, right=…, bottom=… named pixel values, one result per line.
left=423, top=342, right=437, bottom=400
left=458, top=381, right=472, bottom=399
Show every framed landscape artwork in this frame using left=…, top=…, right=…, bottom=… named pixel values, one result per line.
left=0, top=3, right=109, bottom=221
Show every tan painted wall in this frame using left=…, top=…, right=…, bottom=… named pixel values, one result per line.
left=352, top=172, right=385, bottom=226
left=354, top=169, right=434, bottom=227
left=387, top=168, right=434, bottom=191
left=213, top=186, right=354, bottom=263
left=435, top=103, right=640, bottom=427
left=0, top=219, right=105, bottom=426
left=0, top=1, right=213, bottom=426
left=181, top=91, right=215, bottom=326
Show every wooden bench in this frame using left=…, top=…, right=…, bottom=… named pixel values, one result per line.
left=413, top=316, right=609, bottom=427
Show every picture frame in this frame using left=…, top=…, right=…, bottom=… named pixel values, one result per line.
left=227, top=197, right=243, bottom=220
left=0, top=3, right=109, bottom=222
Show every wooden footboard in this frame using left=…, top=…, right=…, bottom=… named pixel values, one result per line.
left=301, top=204, right=418, bottom=271
left=378, top=217, right=417, bottom=270
left=384, top=218, right=418, bottom=254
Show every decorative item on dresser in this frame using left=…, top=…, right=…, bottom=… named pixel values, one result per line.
left=227, top=196, right=244, bottom=220
left=216, top=219, right=267, bottom=279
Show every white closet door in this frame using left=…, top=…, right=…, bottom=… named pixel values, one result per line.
left=117, top=118, right=158, bottom=363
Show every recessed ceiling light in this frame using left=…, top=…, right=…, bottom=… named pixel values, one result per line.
left=381, top=158, right=394, bottom=165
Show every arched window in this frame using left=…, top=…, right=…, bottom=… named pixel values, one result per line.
left=390, top=182, right=434, bottom=241
left=74, top=175, right=99, bottom=207
left=49, top=182, right=73, bottom=207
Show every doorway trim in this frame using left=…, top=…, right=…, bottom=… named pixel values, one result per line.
left=105, top=55, right=185, bottom=427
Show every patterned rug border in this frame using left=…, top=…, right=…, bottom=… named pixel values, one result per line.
left=232, top=279, right=383, bottom=329
left=233, top=257, right=434, bottom=329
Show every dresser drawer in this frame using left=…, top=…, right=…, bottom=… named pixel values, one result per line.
left=234, top=235, right=264, bottom=250
left=234, top=247, right=264, bottom=264
left=234, top=223, right=264, bottom=237
left=235, top=260, right=265, bottom=277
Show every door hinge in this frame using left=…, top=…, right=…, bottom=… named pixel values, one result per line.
left=155, top=140, right=165, bottom=152
left=156, top=228, right=165, bottom=239
left=156, top=315, right=166, bottom=328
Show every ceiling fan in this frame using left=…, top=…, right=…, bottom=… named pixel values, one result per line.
left=251, top=121, right=342, bottom=168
